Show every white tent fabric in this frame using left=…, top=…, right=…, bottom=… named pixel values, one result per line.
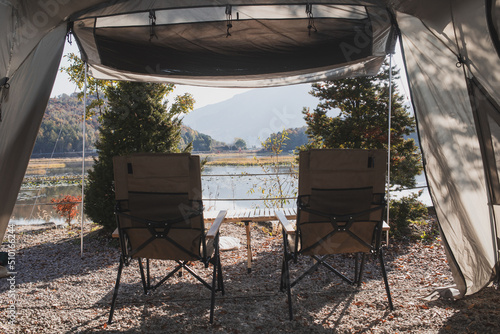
left=0, top=15, right=66, bottom=245
left=399, top=8, right=497, bottom=295
left=1, top=0, right=500, bottom=300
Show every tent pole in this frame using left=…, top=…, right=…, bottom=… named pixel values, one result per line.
left=80, top=62, right=88, bottom=258
left=387, top=54, right=393, bottom=237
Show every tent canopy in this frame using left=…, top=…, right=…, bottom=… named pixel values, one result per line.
left=1, top=0, right=500, bottom=300
left=72, top=2, right=396, bottom=86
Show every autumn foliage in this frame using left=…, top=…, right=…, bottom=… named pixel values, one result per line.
left=51, top=195, right=82, bottom=226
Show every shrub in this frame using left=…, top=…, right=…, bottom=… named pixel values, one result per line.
left=388, top=191, right=429, bottom=240
left=51, top=195, right=82, bottom=227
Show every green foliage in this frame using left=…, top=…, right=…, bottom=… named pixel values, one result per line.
left=301, top=60, right=422, bottom=189
left=389, top=192, right=429, bottom=239
left=249, top=129, right=297, bottom=209
left=85, top=81, right=194, bottom=231
left=233, top=138, right=247, bottom=150
left=61, top=53, right=111, bottom=117
left=180, top=125, right=220, bottom=151
left=262, top=127, right=308, bottom=153
left=33, top=93, right=100, bottom=156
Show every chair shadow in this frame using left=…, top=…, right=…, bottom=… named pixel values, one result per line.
left=5, top=224, right=398, bottom=333
left=67, top=256, right=342, bottom=333
left=69, top=245, right=376, bottom=333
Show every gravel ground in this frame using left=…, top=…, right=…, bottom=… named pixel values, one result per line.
left=1, top=221, right=500, bottom=333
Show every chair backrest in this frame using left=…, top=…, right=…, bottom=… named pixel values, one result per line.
left=297, top=149, right=387, bottom=255
left=113, top=153, right=204, bottom=261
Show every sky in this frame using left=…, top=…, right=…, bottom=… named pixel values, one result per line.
left=51, top=40, right=411, bottom=110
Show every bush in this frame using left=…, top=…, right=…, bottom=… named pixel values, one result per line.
left=389, top=191, right=429, bottom=240
left=52, top=195, right=82, bottom=227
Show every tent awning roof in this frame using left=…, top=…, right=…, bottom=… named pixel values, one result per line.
left=71, top=3, right=397, bottom=87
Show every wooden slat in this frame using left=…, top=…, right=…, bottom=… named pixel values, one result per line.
left=234, top=209, right=244, bottom=218
left=204, top=210, right=218, bottom=220
left=227, top=210, right=236, bottom=219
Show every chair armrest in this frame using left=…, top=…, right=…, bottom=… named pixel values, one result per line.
left=276, top=210, right=295, bottom=235
left=206, top=210, right=227, bottom=239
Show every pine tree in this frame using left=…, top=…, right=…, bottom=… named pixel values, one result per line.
left=302, top=61, right=422, bottom=189
left=84, top=82, right=194, bottom=230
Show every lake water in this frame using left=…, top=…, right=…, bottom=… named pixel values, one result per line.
left=11, top=159, right=430, bottom=225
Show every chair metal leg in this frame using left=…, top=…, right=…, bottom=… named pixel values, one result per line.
left=280, top=257, right=286, bottom=292
left=108, top=256, right=124, bottom=324
left=378, top=249, right=394, bottom=310
left=217, top=254, right=224, bottom=295
left=354, top=253, right=359, bottom=283
left=283, top=256, right=293, bottom=320
left=146, top=258, right=151, bottom=289
left=138, top=258, right=148, bottom=294
left=210, top=252, right=218, bottom=324
left=357, top=253, right=366, bottom=287
left=280, top=229, right=293, bottom=320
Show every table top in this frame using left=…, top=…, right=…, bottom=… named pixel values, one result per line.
left=203, top=208, right=297, bottom=222
left=203, top=208, right=389, bottom=231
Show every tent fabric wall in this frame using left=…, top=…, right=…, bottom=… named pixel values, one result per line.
left=1, top=0, right=500, bottom=300
left=397, top=0, right=500, bottom=295
left=0, top=25, right=66, bottom=241
left=0, top=1, right=106, bottom=242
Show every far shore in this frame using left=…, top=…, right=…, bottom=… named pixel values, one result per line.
left=27, top=152, right=296, bottom=170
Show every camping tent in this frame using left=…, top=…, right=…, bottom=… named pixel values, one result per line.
left=1, top=0, right=499, bottom=299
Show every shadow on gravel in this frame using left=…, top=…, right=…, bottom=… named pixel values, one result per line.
left=437, top=286, right=500, bottom=333
left=80, top=244, right=395, bottom=333
left=1, top=228, right=119, bottom=286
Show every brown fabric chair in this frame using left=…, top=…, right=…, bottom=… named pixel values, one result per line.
left=277, top=149, right=393, bottom=320
left=108, top=153, right=226, bottom=324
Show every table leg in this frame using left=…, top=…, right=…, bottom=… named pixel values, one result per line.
left=244, top=221, right=252, bottom=273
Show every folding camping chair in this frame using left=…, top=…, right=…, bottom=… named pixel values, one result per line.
left=108, top=153, right=227, bottom=324
left=277, top=149, right=393, bottom=320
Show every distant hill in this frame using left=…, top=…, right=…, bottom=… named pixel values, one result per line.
left=33, top=93, right=224, bottom=157
left=182, top=84, right=319, bottom=147
left=33, top=93, right=100, bottom=157
left=180, top=125, right=226, bottom=152
left=261, top=126, right=309, bottom=152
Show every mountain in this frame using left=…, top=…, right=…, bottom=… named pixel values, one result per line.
left=182, top=84, right=319, bottom=147
left=32, top=93, right=224, bottom=157
left=33, top=93, right=100, bottom=157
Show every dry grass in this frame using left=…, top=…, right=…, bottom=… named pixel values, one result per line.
left=205, top=155, right=295, bottom=166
